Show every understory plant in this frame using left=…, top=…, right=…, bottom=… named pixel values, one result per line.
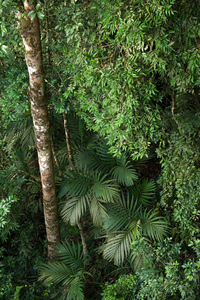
left=39, top=140, right=168, bottom=299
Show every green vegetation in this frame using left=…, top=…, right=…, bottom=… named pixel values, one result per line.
left=0, top=0, right=200, bottom=299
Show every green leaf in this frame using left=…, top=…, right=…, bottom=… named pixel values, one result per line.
left=37, top=12, right=45, bottom=20
left=102, top=231, right=133, bottom=265
left=55, top=241, right=85, bottom=269
left=28, top=10, right=36, bottom=21
left=131, top=179, right=156, bottom=205
left=61, top=195, right=88, bottom=225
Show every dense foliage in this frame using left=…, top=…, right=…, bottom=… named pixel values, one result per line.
left=0, top=0, right=200, bottom=299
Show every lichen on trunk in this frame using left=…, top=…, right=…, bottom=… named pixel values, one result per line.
left=17, top=0, right=60, bottom=261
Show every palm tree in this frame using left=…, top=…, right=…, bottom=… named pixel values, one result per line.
left=39, top=241, right=89, bottom=300
left=59, top=141, right=138, bottom=227
left=60, top=169, right=120, bottom=227
left=100, top=182, right=168, bottom=265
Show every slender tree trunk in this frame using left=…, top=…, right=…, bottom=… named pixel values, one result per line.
left=63, top=112, right=73, bottom=165
left=17, top=0, right=60, bottom=261
left=77, top=221, right=88, bottom=256
left=62, top=112, right=88, bottom=256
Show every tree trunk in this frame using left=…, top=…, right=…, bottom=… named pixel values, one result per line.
left=17, top=0, right=60, bottom=261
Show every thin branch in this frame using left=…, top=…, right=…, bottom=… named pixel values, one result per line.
left=77, top=221, right=88, bottom=256
left=171, top=88, right=175, bottom=116
left=62, top=111, right=88, bottom=256
left=14, top=170, right=41, bottom=182
left=63, top=111, right=74, bottom=166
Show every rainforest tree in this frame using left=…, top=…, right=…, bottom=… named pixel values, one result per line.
left=16, top=0, right=60, bottom=260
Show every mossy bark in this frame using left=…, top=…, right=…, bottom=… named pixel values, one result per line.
left=17, top=0, right=60, bottom=261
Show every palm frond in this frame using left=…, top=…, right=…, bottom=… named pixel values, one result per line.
left=111, top=154, right=138, bottom=186
left=131, top=179, right=156, bottom=205
left=140, top=210, right=169, bottom=241
left=5, top=117, right=35, bottom=150
left=76, top=149, right=100, bottom=172
left=61, top=195, right=89, bottom=225
left=66, top=114, right=96, bottom=150
left=96, top=142, right=116, bottom=166
left=83, top=141, right=116, bottom=174
left=58, top=172, right=92, bottom=198
left=91, top=172, right=120, bottom=202
left=39, top=262, right=85, bottom=299
left=55, top=241, right=85, bottom=270
left=14, top=147, right=35, bottom=173
left=102, top=210, right=129, bottom=232
left=39, top=262, right=76, bottom=285
left=102, top=231, right=133, bottom=265
left=103, top=193, right=140, bottom=232
left=39, top=240, right=86, bottom=300
left=89, top=196, right=107, bottom=227
left=111, top=164, right=138, bottom=186
left=69, top=274, right=84, bottom=300
left=100, top=192, right=168, bottom=264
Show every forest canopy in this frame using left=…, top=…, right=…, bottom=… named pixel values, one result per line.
left=0, top=0, right=200, bottom=299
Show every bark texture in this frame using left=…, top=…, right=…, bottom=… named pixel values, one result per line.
left=17, top=0, right=60, bottom=261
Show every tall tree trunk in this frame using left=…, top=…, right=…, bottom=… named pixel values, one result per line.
left=17, top=0, right=60, bottom=261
